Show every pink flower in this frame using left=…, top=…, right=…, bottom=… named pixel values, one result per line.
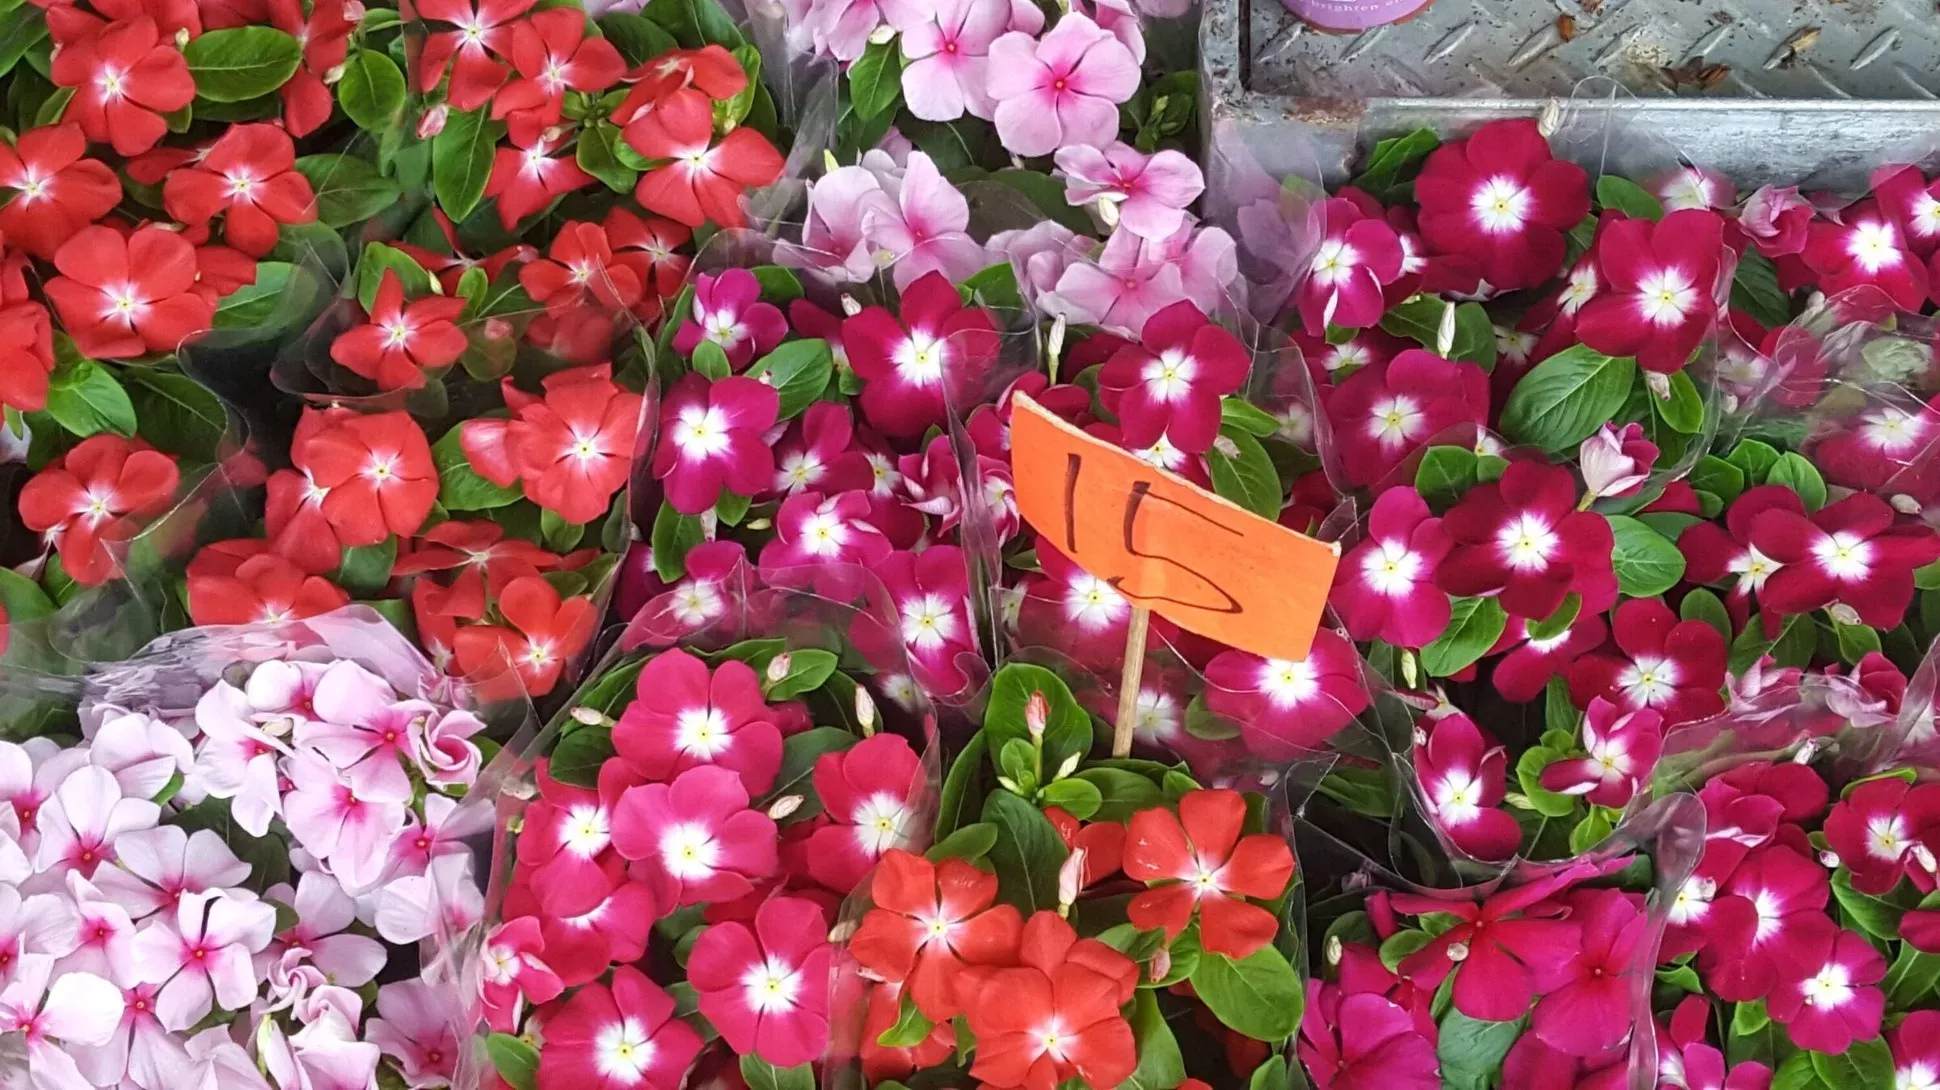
left=672, top=269, right=787, bottom=371
left=1414, top=119, right=1591, bottom=292
left=1577, top=422, right=1657, bottom=500
left=1097, top=301, right=1249, bottom=454
left=1748, top=492, right=1940, bottom=629
left=513, top=763, right=632, bottom=919
left=1802, top=201, right=1930, bottom=313
left=479, top=917, right=562, bottom=1032
left=1324, top=349, right=1489, bottom=489
left=1296, top=980, right=1439, bottom=1090
left=269, top=872, right=385, bottom=987
left=1392, top=877, right=1581, bottom=1023
left=1298, top=198, right=1406, bottom=333
left=770, top=403, right=868, bottom=497
left=1575, top=209, right=1727, bottom=373
left=1413, top=713, right=1520, bottom=862
left=842, top=271, right=999, bottom=439
left=366, top=980, right=463, bottom=1089
left=688, top=895, right=832, bottom=1068
left=1056, top=142, right=1205, bottom=240
left=1699, top=844, right=1830, bottom=1003
left=651, top=373, right=781, bottom=515
left=1202, top=630, right=1371, bottom=760
left=1016, top=538, right=1177, bottom=671
left=1330, top=488, right=1453, bottom=649
left=790, top=154, right=896, bottom=281
left=90, top=825, right=249, bottom=920
left=895, top=0, right=1007, bottom=122
left=1767, top=927, right=1886, bottom=1055
left=0, top=955, right=126, bottom=1089
left=803, top=733, right=923, bottom=892
left=85, top=711, right=191, bottom=801
left=613, top=764, right=779, bottom=908
left=1529, top=889, right=1646, bottom=1057
left=35, top=877, right=138, bottom=984
left=292, top=660, right=428, bottom=801
left=758, top=490, right=895, bottom=597
left=612, top=648, right=784, bottom=795
left=279, top=751, right=409, bottom=894
left=1568, top=598, right=1726, bottom=727
left=69, top=981, right=178, bottom=1089
left=868, top=546, right=980, bottom=699
left=1437, top=461, right=1618, bottom=621
left=1874, top=165, right=1940, bottom=259
left=373, top=852, right=484, bottom=946
left=1740, top=184, right=1814, bottom=259
left=1823, top=779, right=1940, bottom=895
left=1889, top=1011, right=1940, bottom=1090
left=1658, top=995, right=1771, bottom=1090
left=127, top=889, right=275, bottom=1030
left=986, top=14, right=1139, bottom=157
left=859, top=152, right=988, bottom=290
left=31, top=766, right=160, bottom=883
left=1539, top=697, right=1663, bottom=809
left=536, top=965, right=702, bottom=1090
left=1678, top=485, right=1801, bottom=612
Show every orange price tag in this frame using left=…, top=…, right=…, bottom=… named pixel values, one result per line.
left=1009, top=393, right=1341, bottom=663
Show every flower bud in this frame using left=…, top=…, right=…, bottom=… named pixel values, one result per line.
left=855, top=686, right=877, bottom=735
left=767, top=795, right=804, bottom=820
left=1026, top=691, right=1048, bottom=738
left=1827, top=603, right=1863, bottom=627
left=1793, top=739, right=1821, bottom=765
left=323, top=63, right=346, bottom=85
left=1446, top=941, right=1470, bottom=963
left=1644, top=370, right=1672, bottom=401
left=570, top=706, right=611, bottom=727
left=1149, top=946, right=1171, bottom=982
left=1324, top=934, right=1342, bottom=966
left=828, top=919, right=857, bottom=944
left=1819, top=850, right=1841, bottom=869
left=417, top=105, right=449, bottom=139
left=1893, top=493, right=1924, bottom=516
left=1578, top=422, right=1657, bottom=501
left=867, top=22, right=896, bottom=44
left=745, top=517, right=772, bottom=532
left=766, top=653, right=793, bottom=684
left=1916, top=844, right=1938, bottom=874
left=1435, top=301, right=1457, bottom=357
left=483, top=317, right=514, bottom=342
left=1097, top=197, right=1120, bottom=229
left=344, top=0, right=366, bottom=19
left=1046, top=315, right=1067, bottom=382
left=1057, top=848, right=1087, bottom=914
left=1055, top=753, right=1081, bottom=781
left=261, top=716, right=293, bottom=738
left=1213, top=435, right=1241, bottom=458
left=840, top=294, right=863, bottom=317
left=176, top=27, right=191, bottom=48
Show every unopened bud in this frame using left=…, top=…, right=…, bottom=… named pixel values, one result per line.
left=1412, top=726, right=1428, bottom=747
left=767, top=794, right=804, bottom=820
left=1644, top=370, right=1672, bottom=401
left=1819, top=850, right=1841, bottom=869
left=1097, top=197, right=1120, bottom=229
left=484, top=317, right=514, bottom=341
left=1324, top=934, right=1342, bottom=966
left=1026, top=691, right=1048, bottom=738
left=840, top=294, right=863, bottom=317
left=176, top=27, right=191, bottom=48
left=570, top=706, right=612, bottom=727
left=1055, top=753, right=1081, bottom=780
left=828, top=919, right=857, bottom=944
left=867, top=22, right=896, bottom=44
left=1046, top=315, right=1067, bottom=383
left=1149, top=946, right=1171, bottom=982
left=1435, top=301, right=1457, bottom=357
left=997, top=776, right=1022, bottom=795
left=1893, top=493, right=1924, bottom=515
left=542, top=125, right=565, bottom=145
left=822, top=149, right=841, bottom=173
left=417, top=105, right=449, bottom=139
left=323, top=63, right=346, bottom=85
left=1446, top=941, right=1470, bottom=963
left=1793, top=739, right=1821, bottom=765
left=745, top=517, right=772, bottom=532
left=1916, top=844, right=1938, bottom=874
left=766, top=653, right=793, bottom=683
left=1213, top=435, right=1241, bottom=458
left=1828, top=603, right=1863, bottom=627
left=261, top=716, right=294, bottom=738
left=1057, top=848, right=1086, bottom=914
left=1537, top=98, right=1561, bottom=138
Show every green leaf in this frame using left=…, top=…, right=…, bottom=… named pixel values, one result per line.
left=1767, top=452, right=1827, bottom=511
left=1123, top=990, right=1186, bottom=1090
left=1691, top=455, right=1746, bottom=504
left=982, top=169, right=1095, bottom=235
left=355, top=242, right=436, bottom=311
left=985, top=664, right=1091, bottom=784
left=926, top=822, right=998, bottom=863
left=549, top=725, right=615, bottom=787
left=46, top=359, right=136, bottom=439
left=935, top=730, right=987, bottom=838
left=1075, top=767, right=1163, bottom=822
left=1835, top=622, right=1882, bottom=665
left=1731, top=248, right=1792, bottom=329
left=1420, top=596, right=1507, bottom=677
left=1680, top=587, right=1732, bottom=639
left=1728, top=439, right=1780, bottom=486
left=737, top=1056, right=813, bottom=1090
left=1515, top=746, right=1576, bottom=818
left=1526, top=593, right=1580, bottom=642
left=1039, top=777, right=1102, bottom=820
left=1569, top=805, right=1616, bottom=854
left=1414, top=445, right=1478, bottom=510
left=1654, top=370, right=1705, bottom=433
left=432, top=105, right=502, bottom=224
left=485, top=1034, right=538, bottom=1090
left=1809, top=1037, right=1894, bottom=1090
left=295, top=154, right=401, bottom=228
left=1830, top=868, right=1909, bottom=940
left=1595, top=175, right=1663, bottom=220
left=334, top=539, right=395, bottom=597
left=649, top=502, right=705, bottom=582
left=211, top=261, right=296, bottom=328
left=746, top=339, right=833, bottom=421
left=1773, top=1050, right=1826, bottom=1090
left=576, top=120, right=636, bottom=194
left=1190, top=945, right=1303, bottom=1041
left=750, top=266, right=804, bottom=304
left=598, top=12, right=679, bottom=65
left=692, top=339, right=732, bottom=380
left=336, top=49, right=405, bottom=131
left=762, top=648, right=838, bottom=701
left=875, top=992, right=935, bottom=1048
left=1378, top=929, right=1435, bottom=970
left=433, top=425, right=521, bottom=510
left=646, top=0, right=746, bottom=49
left=983, top=789, right=1067, bottom=913
left=1499, top=345, right=1636, bottom=453
left=847, top=38, right=902, bottom=120
left=766, top=727, right=857, bottom=819
left=124, top=370, right=227, bottom=461
left=1220, top=397, right=1280, bottom=438
left=1438, top=1010, right=1523, bottom=1090
left=185, top=28, right=302, bottom=102
left=1885, top=942, right=1940, bottom=1008
left=1247, top=1057, right=1292, bottom=1090
left=1348, top=127, right=1438, bottom=201
left=1608, top=515, right=1686, bottom=597
left=0, top=6, right=50, bottom=82
left=1208, top=425, right=1281, bottom=519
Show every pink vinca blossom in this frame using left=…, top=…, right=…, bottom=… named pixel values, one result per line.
left=1567, top=597, right=1726, bottom=727
left=1749, top=491, right=1940, bottom=629
left=479, top=917, right=563, bottom=1032
left=0, top=954, right=127, bottom=1090
left=1297, top=980, right=1439, bottom=1090
left=1056, top=142, right=1205, bottom=241
left=91, top=825, right=249, bottom=921
left=293, top=659, right=433, bottom=801
left=613, top=764, right=779, bottom=908
left=804, top=733, right=923, bottom=892
left=672, top=269, right=787, bottom=371
left=1414, top=712, right=1520, bottom=862
left=859, top=152, right=987, bottom=290
left=843, top=271, right=1000, bottom=439
left=1529, top=889, right=1646, bottom=1057
left=1437, top=461, right=1618, bottom=622
left=1202, top=630, right=1371, bottom=761
left=514, top=763, right=632, bottom=919
left=1575, top=209, right=1726, bottom=373
left=85, top=710, right=192, bottom=801
left=651, top=373, right=780, bottom=515
left=128, top=889, right=276, bottom=1030
left=895, top=0, right=1007, bottom=122
left=1540, top=697, right=1664, bottom=810
left=36, top=875, right=139, bottom=984
left=1577, top=422, right=1657, bottom=500
left=1414, top=119, right=1591, bottom=292
left=271, top=871, right=386, bottom=987
left=366, top=980, right=464, bottom=1089
left=986, top=15, right=1139, bottom=157
left=1331, top=487, right=1454, bottom=649
left=1297, top=198, right=1406, bottom=334
left=279, top=751, right=409, bottom=894
left=32, top=765, right=161, bottom=884
left=612, top=648, right=784, bottom=795
left=688, top=895, right=833, bottom=1068
left=1392, top=877, right=1581, bottom=1023
left=536, top=965, right=702, bottom=1090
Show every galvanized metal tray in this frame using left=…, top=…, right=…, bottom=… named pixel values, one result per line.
left=1201, top=0, right=1940, bottom=189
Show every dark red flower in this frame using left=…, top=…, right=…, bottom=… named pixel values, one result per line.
left=1414, top=119, right=1591, bottom=292
left=1802, top=200, right=1930, bottom=313
left=1575, top=209, right=1726, bottom=373
left=1749, top=492, right=1940, bottom=629
left=842, top=271, right=1000, bottom=440
left=1568, top=597, right=1726, bottom=726
left=1413, top=712, right=1521, bottom=862
left=1098, top=302, right=1250, bottom=455
left=1436, top=460, right=1617, bottom=621
left=1393, top=875, right=1581, bottom=1023
left=1297, top=980, right=1439, bottom=1090
left=1324, top=349, right=1490, bottom=490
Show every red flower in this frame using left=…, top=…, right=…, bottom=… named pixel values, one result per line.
left=1768, top=928, right=1887, bottom=1055
left=1436, top=460, right=1617, bottom=622
left=392, top=520, right=556, bottom=620
left=859, top=982, right=955, bottom=1084
left=416, top=0, right=535, bottom=110
left=264, top=0, right=356, bottom=136
left=1823, top=779, right=1940, bottom=895
left=1297, top=197, right=1405, bottom=333
left=1567, top=597, right=1727, bottom=726
left=18, top=435, right=180, bottom=587
left=1122, top=789, right=1294, bottom=958
left=611, top=45, right=748, bottom=123
left=536, top=965, right=701, bottom=1090
left=451, top=575, right=595, bottom=696
left=1749, top=492, right=1940, bottom=629
left=1414, top=119, right=1591, bottom=292
left=849, top=849, right=1024, bottom=1021
left=1323, top=349, right=1490, bottom=490
left=0, top=124, right=121, bottom=260
left=651, top=372, right=780, bottom=515
left=186, top=539, right=349, bottom=625
left=1528, top=889, right=1646, bottom=1058
left=162, top=123, right=317, bottom=257
left=460, top=365, right=643, bottom=525
left=394, top=209, right=536, bottom=294
left=842, top=271, right=1000, bottom=439
left=328, top=270, right=469, bottom=391
left=519, top=220, right=643, bottom=315
left=484, top=133, right=596, bottom=229
left=491, top=8, right=626, bottom=144
left=293, top=409, right=438, bottom=546
left=50, top=18, right=195, bottom=157
left=625, top=88, right=784, bottom=229
left=1801, top=201, right=1931, bottom=313
left=0, top=256, right=55, bottom=413
left=604, top=208, right=692, bottom=299
left=1413, top=712, right=1521, bottom=862
left=1575, top=209, right=1727, bottom=374
left=1097, top=302, right=1250, bottom=455
left=961, top=912, right=1138, bottom=1090
left=45, top=224, right=216, bottom=359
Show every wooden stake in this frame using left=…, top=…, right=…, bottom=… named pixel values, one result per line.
left=1113, top=607, right=1152, bottom=757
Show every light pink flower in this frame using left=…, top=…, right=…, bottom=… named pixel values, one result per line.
left=190, top=682, right=292, bottom=837
left=91, top=825, right=250, bottom=921
left=987, top=15, right=1140, bottom=157
left=294, top=660, right=430, bottom=801
left=896, top=0, right=1008, bottom=121
left=280, top=751, right=409, bottom=894
left=1057, top=143, right=1204, bottom=240
left=413, top=709, right=486, bottom=788
left=183, top=1025, right=272, bottom=1090
left=267, top=872, right=385, bottom=987
left=0, top=738, right=83, bottom=856
left=1049, top=227, right=1185, bottom=336
left=388, top=793, right=487, bottom=877
left=990, top=220, right=1089, bottom=299
left=71, top=981, right=183, bottom=1089
left=373, top=853, right=483, bottom=945
left=128, top=889, right=276, bottom=1031
left=32, top=766, right=161, bottom=884
left=790, top=153, right=897, bottom=280
left=1577, top=422, right=1657, bottom=500
left=860, top=151, right=988, bottom=290
left=366, top=980, right=464, bottom=1088
left=35, top=874, right=139, bottom=984
left=86, top=711, right=192, bottom=801
left=0, top=954, right=126, bottom=1090
left=258, top=988, right=381, bottom=1090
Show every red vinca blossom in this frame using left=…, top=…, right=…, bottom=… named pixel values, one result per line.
left=461, top=365, right=643, bottom=525
left=535, top=965, right=701, bottom=1090
left=1414, top=118, right=1591, bottom=292
left=294, top=410, right=438, bottom=547
left=1123, top=789, right=1295, bottom=958
left=162, top=123, right=317, bottom=257
left=1326, top=348, right=1491, bottom=490
left=451, top=575, right=596, bottom=697
left=1748, top=491, right=1940, bottom=629
left=491, top=8, right=627, bottom=144
left=803, top=733, right=925, bottom=893
left=416, top=0, right=534, bottom=109
left=45, top=225, right=216, bottom=359
left=849, top=849, right=1024, bottom=1022
left=1297, top=197, right=1405, bottom=334
left=626, top=88, right=785, bottom=229
left=1575, top=209, right=1726, bottom=373
left=1568, top=597, right=1727, bottom=726
left=0, top=257, right=56, bottom=413
left=329, top=270, right=469, bottom=391
left=0, top=124, right=122, bottom=260
left=960, top=912, right=1139, bottom=1090
left=1436, top=460, right=1617, bottom=621
left=1097, top=301, right=1250, bottom=455
left=50, top=18, right=195, bottom=156
left=19, top=435, right=178, bottom=586
left=1331, top=487, right=1454, bottom=649
left=186, top=540, right=349, bottom=626
left=485, top=133, right=596, bottom=229
left=687, top=895, right=832, bottom=1068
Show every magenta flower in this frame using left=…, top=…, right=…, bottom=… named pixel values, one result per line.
left=1768, top=927, right=1887, bottom=1055
left=759, top=490, right=895, bottom=598
left=872, top=545, right=979, bottom=699
left=1567, top=597, right=1726, bottom=726
left=688, top=895, right=833, bottom=1068
left=1809, top=395, right=1940, bottom=495
left=1889, top=1011, right=1940, bottom=1090
left=1437, top=461, right=1618, bottom=621
left=1297, top=198, right=1406, bottom=333
left=1392, top=877, right=1582, bottom=1023
left=1016, top=538, right=1179, bottom=671
left=986, top=14, right=1138, bottom=157
left=279, top=751, right=408, bottom=894
left=537, top=965, right=702, bottom=1090
left=1801, top=201, right=1930, bottom=313
left=1499, top=1035, right=1626, bottom=1090
left=612, top=648, right=784, bottom=795
left=652, top=373, right=781, bottom=515
left=899, top=434, right=1019, bottom=543
left=1324, top=349, right=1489, bottom=490
left=1203, top=630, right=1371, bottom=761
left=1529, top=889, right=1646, bottom=1057
left=803, top=733, right=923, bottom=892
left=1875, top=164, right=1940, bottom=259
left=30, top=766, right=161, bottom=883
left=1330, top=488, right=1453, bottom=649
left=127, top=889, right=277, bottom=1030
left=1414, top=712, right=1520, bottom=862
left=1296, top=980, right=1439, bottom=1090
left=1488, top=612, right=1607, bottom=704
left=1678, top=485, right=1801, bottom=611
left=480, top=917, right=563, bottom=1032
left=1097, top=302, right=1249, bottom=454
left=612, top=764, right=779, bottom=908
left=771, top=402, right=868, bottom=497
left=1577, top=422, right=1657, bottom=500
left=1575, top=209, right=1726, bottom=373
left=1749, top=492, right=1940, bottom=629
left=672, top=270, right=788, bottom=371
left=1741, top=184, right=1814, bottom=259
left=1539, top=697, right=1663, bottom=810
left=860, top=151, right=988, bottom=290
left=1056, top=142, right=1205, bottom=240
left=895, top=0, right=1007, bottom=121
left=1699, top=844, right=1831, bottom=1002
left=1823, top=779, right=1940, bottom=895
left=843, top=271, right=999, bottom=439
left=1659, top=995, right=1772, bottom=1090
left=1413, top=119, right=1590, bottom=291
left=513, top=762, right=632, bottom=918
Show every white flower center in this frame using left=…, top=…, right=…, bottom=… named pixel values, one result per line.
left=1617, top=654, right=1679, bottom=707
left=1366, top=396, right=1424, bottom=451
left=1433, top=771, right=1483, bottom=826
left=851, top=792, right=914, bottom=857
left=1495, top=512, right=1559, bottom=572
left=1863, top=407, right=1928, bottom=454
left=1309, top=239, right=1360, bottom=285
left=594, top=1018, right=656, bottom=1083
left=1812, top=531, right=1874, bottom=582
left=1729, top=545, right=1783, bottom=594
left=1470, top=176, right=1531, bottom=234
left=1561, top=265, right=1599, bottom=315
left=1848, top=221, right=1904, bottom=273
left=1867, top=814, right=1910, bottom=862
left=741, top=956, right=803, bottom=1014
left=1361, top=538, right=1423, bottom=596
left=1801, top=963, right=1854, bottom=1009
left=560, top=804, right=610, bottom=857
left=1064, top=574, right=1129, bottom=630
left=672, top=405, right=731, bottom=459
left=658, top=822, right=721, bottom=879
left=1636, top=268, right=1698, bottom=327
left=674, top=707, right=732, bottom=759
left=894, top=331, right=946, bottom=385
left=1259, top=659, right=1318, bottom=707
left=900, top=594, right=960, bottom=652
left=1141, top=349, right=1197, bottom=402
